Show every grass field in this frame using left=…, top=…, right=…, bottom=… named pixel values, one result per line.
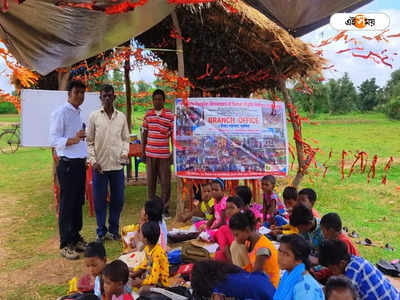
left=0, top=111, right=399, bottom=299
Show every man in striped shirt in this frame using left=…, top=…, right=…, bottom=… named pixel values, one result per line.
left=142, top=89, right=174, bottom=217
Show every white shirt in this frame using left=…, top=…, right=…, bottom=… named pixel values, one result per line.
left=49, top=102, right=87, bottom=158
left=86, top=107, right=130, bottom=171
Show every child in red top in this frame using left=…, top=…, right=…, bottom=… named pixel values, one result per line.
left=320, top=213, right=359, bottom=256
left=298, top=188, right=320, bottom=218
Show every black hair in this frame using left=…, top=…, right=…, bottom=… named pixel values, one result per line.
left=280, top=234, right=312, bottom=270
left=283, top=186, right=298, bottom=201
left=100, top=84, right=114, bottom=94
left=141, top=221, right=160, bottom=245
left=67, top=80, right=86, bottom=91
left=152, top=89, right=165, bottom=100
left=235, top=185, right=252, bottom=205
left=290, top=204, right=314, bottom=227
left=229, top=210, right=256, bottom=231
left=319, top=240, right=351, bottom=267
left=84, top=242, right=106, bottom=259
left=325, top=276, right=359, bottom=300
left=226, top=196, right=245, bottom=209
left=191, top=260, right=242, bottom=298
left=77, top=295, right=101, bottom=300
left=321, top=213, right=342, bottom=232
left=145, top=197, right=163, bottom=222
left=102, top=260, right=129, bottom=284
left=261, top=175, right=276, bottom=185
left=211, top=178, right=224, bottom=190
left=299, top=188, right=317, bottom=204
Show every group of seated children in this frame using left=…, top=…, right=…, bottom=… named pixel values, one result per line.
left=188, top=175, right=399, bottom=300
left=76, top=174, right=399, bottom=300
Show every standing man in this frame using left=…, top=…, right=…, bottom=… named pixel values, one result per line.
left=86, top=84, right=130, bottom=243
left=142, top=89, right=174, bottom=217
left=49, top=80, right=87, bottom=260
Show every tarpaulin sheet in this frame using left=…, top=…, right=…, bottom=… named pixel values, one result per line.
left=0, top=0, right=175, bottom=75
left=244, top=0, right=372, bottom=36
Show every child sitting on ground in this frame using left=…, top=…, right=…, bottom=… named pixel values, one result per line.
left=325, top=276, right=359, bottom=300
left=270, top=186, right=299, bottom=238
left=214, top=196, right=245, bottom=262
left=131, top=221, right=169, bottom=288
left=102, top=260, right=133, bottom=300
left=298, top=188, right=320, bottom=218
left=195, top=178, right=227, bottom=240
left=122, top=197, right=168, bottom=253
left=261, top=175, right=286, bottom=227
left=235, top=185, right=263, bottom=226
left=320, top=213, right=359, bottom=256
left=84, top=242, right=131, bottom=299
left=179, top=182, right=213, bottom=223
left=290, top=204, right=324, bottom=253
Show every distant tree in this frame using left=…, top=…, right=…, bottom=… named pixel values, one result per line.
left=328, top=73, right=358, bottom=114
left=358, top=78, right=382, bottom=111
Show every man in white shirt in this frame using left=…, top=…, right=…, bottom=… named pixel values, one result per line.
left=49, top=80, right=87, bottom=260
left=86, top=84, right=130, bottom=243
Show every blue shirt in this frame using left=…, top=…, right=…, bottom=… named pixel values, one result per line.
left=292, top=273, right=325, bottom=300
left=345, top=256, right=400, bottom=300
left=49, top=102, right=87, bottom=158
left=213, top=271, right=275, bottom=300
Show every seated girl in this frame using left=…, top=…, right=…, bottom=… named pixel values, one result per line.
left=179, top=182, right=213, bottom=223
left=229, top=210, right=280, bottom=288
left=235, top=185, right=263, bottom=226
left=261, top=175, right=287, bottom=227
left=274, top=234, right=324, bottom=300
left=195, top=178, right=227, bottom=241
left=130, top=221, right=169, bottom=288
left=191, top=260, right=275, bottom=300
left=122, top=197, right=168, bottom=253
left=214, top=196, right=245, bottom=262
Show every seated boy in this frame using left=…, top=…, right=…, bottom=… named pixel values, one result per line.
left=319, top=240, right=400, bottom=300
left=84, top=242, right=107, bottom=298
left=84, top=242, right=131, bottom=299
left=270, top=186, right=299, bottom=237
left=325, top=276, right=358, bottom=300
left=130, top=221, right=169, bottom=288
left=290, top=204, right=324, bottom=253
left=298, top=188, right=320, bottom=217
left=102, top=260, right=133, bottom=300
left=320, top=213, right=359, bottom=256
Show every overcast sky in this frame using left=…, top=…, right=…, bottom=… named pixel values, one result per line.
left=0, top=0, right=399, bottom=93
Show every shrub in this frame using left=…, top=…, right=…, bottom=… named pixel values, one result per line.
left=385, top=96, right=400, bottom=120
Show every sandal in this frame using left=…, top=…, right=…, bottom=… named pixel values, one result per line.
left=384, top=243, right=395, bottom=251
left=349, top=231, right=360, bottom=238
left=376, top=259, right=400, bottom=277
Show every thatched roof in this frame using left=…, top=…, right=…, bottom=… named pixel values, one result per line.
left=136, top=1, right=326, bottom=96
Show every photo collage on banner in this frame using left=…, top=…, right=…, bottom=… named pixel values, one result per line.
left=174, top=98, right=288, bottom=179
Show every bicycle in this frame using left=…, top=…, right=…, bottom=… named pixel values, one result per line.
left=0, top=123, right=20, bottom=154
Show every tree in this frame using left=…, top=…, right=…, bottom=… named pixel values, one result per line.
left=328, top=73, right=358, bottom=114
left=358, top=78, right=381, bottom=111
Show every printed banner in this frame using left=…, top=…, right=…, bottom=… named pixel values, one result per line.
left=174, top=98, right=288, bottom=179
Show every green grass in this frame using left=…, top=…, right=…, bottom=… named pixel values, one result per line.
left=0, top=112, right=399, bottom=298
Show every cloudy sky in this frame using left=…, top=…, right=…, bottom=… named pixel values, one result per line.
left=1, top=0, right=399, bottom=92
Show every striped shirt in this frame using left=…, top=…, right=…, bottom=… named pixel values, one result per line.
left=143, top=108, right=174, bottom=158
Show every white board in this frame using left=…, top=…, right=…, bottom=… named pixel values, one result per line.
left=21, top=89, right=101, bottom=147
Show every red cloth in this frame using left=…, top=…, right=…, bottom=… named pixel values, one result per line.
left=214, top=224, right=234, bottom=262
left=312, top=207, right=320, bottom=218
left=338, top=232, right=359, bottom=256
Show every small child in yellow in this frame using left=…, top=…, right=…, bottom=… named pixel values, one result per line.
left=130, top=221, right=169, bottom=288
left=270, top=187, right=299, bottom=237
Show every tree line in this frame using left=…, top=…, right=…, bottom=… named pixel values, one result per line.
left=290, top=69, right=400, bottom=119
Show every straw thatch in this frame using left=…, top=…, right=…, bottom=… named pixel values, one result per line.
left=136, top=0, right=326, bottom=96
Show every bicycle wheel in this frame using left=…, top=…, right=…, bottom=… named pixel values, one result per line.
left=0, top=131, right=20, bottom=153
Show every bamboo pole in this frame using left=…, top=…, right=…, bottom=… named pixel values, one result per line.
left=171, top=11, right=185, bottom=217
left=279, top=78, right=305, bottom=187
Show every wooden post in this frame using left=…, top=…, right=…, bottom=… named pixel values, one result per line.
left=279, top=78, right=305, bottom=187
left=124, top=44, right=133, bottom=179
left=171, top=11, right=185, bottom=217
